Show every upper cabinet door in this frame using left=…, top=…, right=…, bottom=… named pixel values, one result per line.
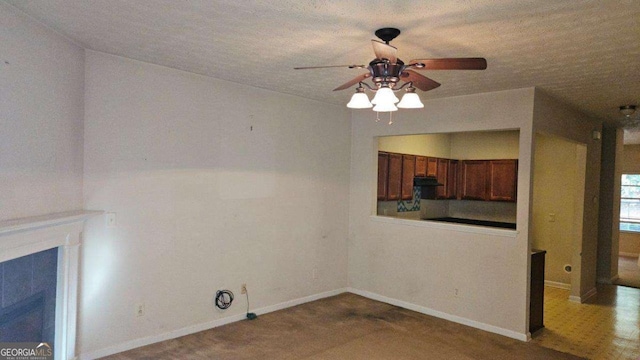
left=426, top=157, right=438, bottom=177
left=401, top=155, right=416, bottom=200
left=377, top=152, right=389, bottom=200
left=447, top=160, right=458, bottom=199
left=461, top=160, right=489, bottom=201
left=415, top=156, right=427, bottom=177
left=488, top=159, right=518, bottom=202
left=387, top=153, right=403, bottom=201
left=436, top=158, right=449, bottom=199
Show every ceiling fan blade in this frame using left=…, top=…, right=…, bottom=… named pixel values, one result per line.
left=371, top=40, right=397, bottom=64
left=400, top=70, right=441, bottom=91
left=294, top=64, right=366, bottom=70
left=333, top=73, right=371, bottom=91
left=408, top=58, right=487, bottom=70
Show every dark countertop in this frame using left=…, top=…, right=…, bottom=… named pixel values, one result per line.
left=425, top=217, right=516, bottom=230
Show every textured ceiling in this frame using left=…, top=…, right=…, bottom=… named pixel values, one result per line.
left=5, top=0, right=640, bottom=125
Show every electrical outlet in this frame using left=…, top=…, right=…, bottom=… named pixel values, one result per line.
left=312, top=268, right=318, bottom=280
left=136, top=303, right=145, bottom=317
left=454, top=288, right=460, bottom=298
left=241, top=284, right=247, bottom=294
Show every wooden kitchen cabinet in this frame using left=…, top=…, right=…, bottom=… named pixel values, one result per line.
left=426, top=157, right=438, bottom=177
left=488, top=160, right=518, bottom=202
left=460, top=159, right=517, bottom=201
left=377, top=150, right=517, bottom=203
left=435, top=158, right=459, bottom=199
left=436, top=158, right=449, bottom=199
left=447, top=160, right=458, bottom=199
left=387, top=153, right=402, bottom=200
left=460, top=160, right=489, bottom=201
left=377, top=152, right=389, bottom=200
left=415, top=156, right=427, bottom=177
left=377, top=152, right=421, bottom=201
left=401, top=155, right=416, bottom=200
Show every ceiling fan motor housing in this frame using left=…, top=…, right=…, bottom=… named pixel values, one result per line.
left=369, top=59, right=404, bottom=87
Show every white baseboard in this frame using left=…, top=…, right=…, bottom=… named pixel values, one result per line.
left=569, top=287, right=597, bottom=304
left=347, top=287, right=528, bottom=342
left=619, top=252, right=639, bottom=258
left=79, top=288, right=348, bottom=360
left=81, top=286, right=534, bottom=359
left=544, top=280, right=571, bottom=290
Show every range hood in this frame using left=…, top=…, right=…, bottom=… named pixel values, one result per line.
left=413, top=177, right=443, bottom=187
left=414, top=177, right=443, bottom=200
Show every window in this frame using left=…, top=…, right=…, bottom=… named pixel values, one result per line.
left=620, top=174, right=640, bottom=232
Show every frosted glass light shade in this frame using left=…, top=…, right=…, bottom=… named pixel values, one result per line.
left=371, top=87, right=399, bottom=105
left=397, top=92, right=424, bottom=109
left=346, top=92, right=372, bottom=109
left=373, top=102, right=398, bottom=112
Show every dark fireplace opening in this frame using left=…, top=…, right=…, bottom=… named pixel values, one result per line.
left=0, top=292, right=45, bottom=341
left=0, top=248, right=57, bottom=343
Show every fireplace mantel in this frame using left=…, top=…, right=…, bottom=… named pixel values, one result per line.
left=0, top=210, right=102, bottom=235
left=0, top=210, right=102, bottom=360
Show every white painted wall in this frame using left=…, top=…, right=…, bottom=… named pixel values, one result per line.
left=348, top=88, right=535, bottom=339
left=450, top=130, right=520, bottom=159
left=532, top=134, right=584, bottom=286
left=0, top=3, right=84, bottom=221
left=80, top=52, right=351, bottom=356
left=622, top=144, right=640, bottom=173
left=532, top=89, right=602, bottom=299
left=619, top=232, right=640, bottom=256
left=378, top=133, right=452, bottom=157
left=377, top=131, right=519, bottom=159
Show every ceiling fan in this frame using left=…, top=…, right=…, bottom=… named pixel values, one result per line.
left=619, top=105, right=640, bottom=129
left=294, top=28, right=487, bottom=112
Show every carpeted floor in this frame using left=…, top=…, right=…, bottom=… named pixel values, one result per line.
left=102, top=293, right=583, bottom=360
left=615, top=255, right=640, bottom=289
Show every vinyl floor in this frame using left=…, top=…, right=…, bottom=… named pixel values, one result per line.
left=531, top=284, right=640, bottom=360
left=615, top=255, right=640, bottom=289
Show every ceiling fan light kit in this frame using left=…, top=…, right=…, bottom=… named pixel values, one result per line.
left=346, top=87, right=373, bottom=109
left=619, top=105, right=639, bottom=129
left=397, top=88, right=424, bottom=109
left=371, top=86, right=399, bottom=105
left=620, top=105, right=637, bottom=117
left=295, top=27, right=487, bottom=121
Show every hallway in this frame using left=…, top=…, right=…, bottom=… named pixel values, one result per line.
left=532, top=285, right=640, bottom=359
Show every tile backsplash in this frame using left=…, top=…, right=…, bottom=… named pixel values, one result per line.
left=397, top=187, right=421, bottom=212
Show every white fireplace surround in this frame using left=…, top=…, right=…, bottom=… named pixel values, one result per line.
left=0, top=210, right=102, bottom=360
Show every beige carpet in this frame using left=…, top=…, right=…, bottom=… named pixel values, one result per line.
left=615, top=255, right=640, bottom=289
left=102, top=293, right=583, bottom=360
